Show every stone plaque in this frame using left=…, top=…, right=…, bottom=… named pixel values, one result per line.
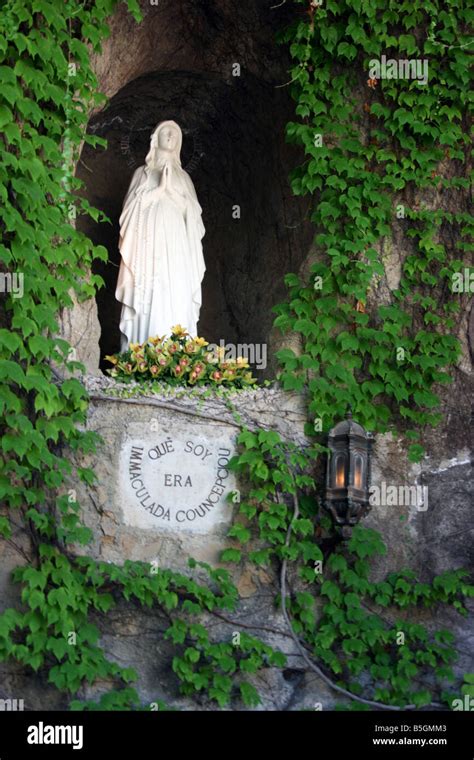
left=119, top=431, right=237, bottom=534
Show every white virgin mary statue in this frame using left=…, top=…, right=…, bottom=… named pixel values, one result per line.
left=115, top=120, right=206, bottom=351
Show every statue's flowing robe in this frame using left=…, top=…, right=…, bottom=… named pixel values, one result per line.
left=115, top=162, right=206, bottom=350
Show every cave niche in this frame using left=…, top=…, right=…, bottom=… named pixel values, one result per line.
left=77, top=68, right=311, bottom=375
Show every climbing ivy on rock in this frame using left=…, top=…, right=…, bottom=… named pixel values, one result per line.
left=273, top=0, right=472, bottom=460
left=3, top=550, right=275, bottom=709
left=222, top=428, right=474, bottom=709
left=0, top=0, right=144, bottom=546
left=0, top=0, right=472, bottom=713
left=0, top=0, right=284, bottom=711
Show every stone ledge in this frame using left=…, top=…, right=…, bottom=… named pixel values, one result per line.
left=83, top=374, right=311, bottom=445
left=71, top=379, right=309, bottom=569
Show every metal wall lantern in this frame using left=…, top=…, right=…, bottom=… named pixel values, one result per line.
left=325, top=408, right=374, bottom=538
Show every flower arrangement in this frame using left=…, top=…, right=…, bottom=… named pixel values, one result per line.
left=105, top=325, right=257, bottom=388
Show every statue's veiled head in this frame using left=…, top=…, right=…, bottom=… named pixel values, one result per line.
left=145, top=120, right=183, bottom=169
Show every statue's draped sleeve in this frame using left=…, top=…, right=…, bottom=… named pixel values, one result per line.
left=182, top=172, right=206, bottom=328
left=115, top=166, right=147, bottom=327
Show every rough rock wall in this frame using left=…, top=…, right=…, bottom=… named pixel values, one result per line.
left=0, top=383, right=471, bottom=710
left=3, top=0, right=472, bottom=711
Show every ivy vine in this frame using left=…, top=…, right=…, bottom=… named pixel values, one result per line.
left=222, top=427, right=473, bottom=709
left=0, top=0, right=286, bottom=712
left=273, top=0, right=472, bottom=460
left=0, top=0, right=471, bottom=712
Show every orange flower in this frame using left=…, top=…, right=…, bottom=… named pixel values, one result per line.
left=189, top=361, right=205, bottom=384
left=190, top=362, right=205, bottom=378
left=367, top=77, right=378, bottom=89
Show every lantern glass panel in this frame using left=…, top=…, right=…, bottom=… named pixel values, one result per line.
left=335, top=454, right=346, bottom=488
left=354, top=454, right=363, bottom=489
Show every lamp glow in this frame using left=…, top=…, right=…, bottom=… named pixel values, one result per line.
left=336, top=459, right=345, bottom=487
left=324, top=408, right=374, bottom=538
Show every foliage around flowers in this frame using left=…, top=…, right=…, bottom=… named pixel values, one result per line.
left=105, top=325, right=257, bottom=388
left=0, top=0, right=471, bottom=714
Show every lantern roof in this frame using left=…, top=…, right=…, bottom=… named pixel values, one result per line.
left=329, top=409, right=367, bottom=438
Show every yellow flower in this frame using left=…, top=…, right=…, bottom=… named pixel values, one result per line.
left=104, top=354, right=118, bottom=365
left=195, top=337, right=209, bottom=347
left=236, top=356, right=249, bottom=368
left=170, top=325, right=188, bottom=338
left=129, top=342, right=141, bottom=352
left=147, top=335, right=166, bottom=346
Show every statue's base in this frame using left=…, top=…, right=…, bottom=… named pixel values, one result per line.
left=72, top=378, right=308, bottom=569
